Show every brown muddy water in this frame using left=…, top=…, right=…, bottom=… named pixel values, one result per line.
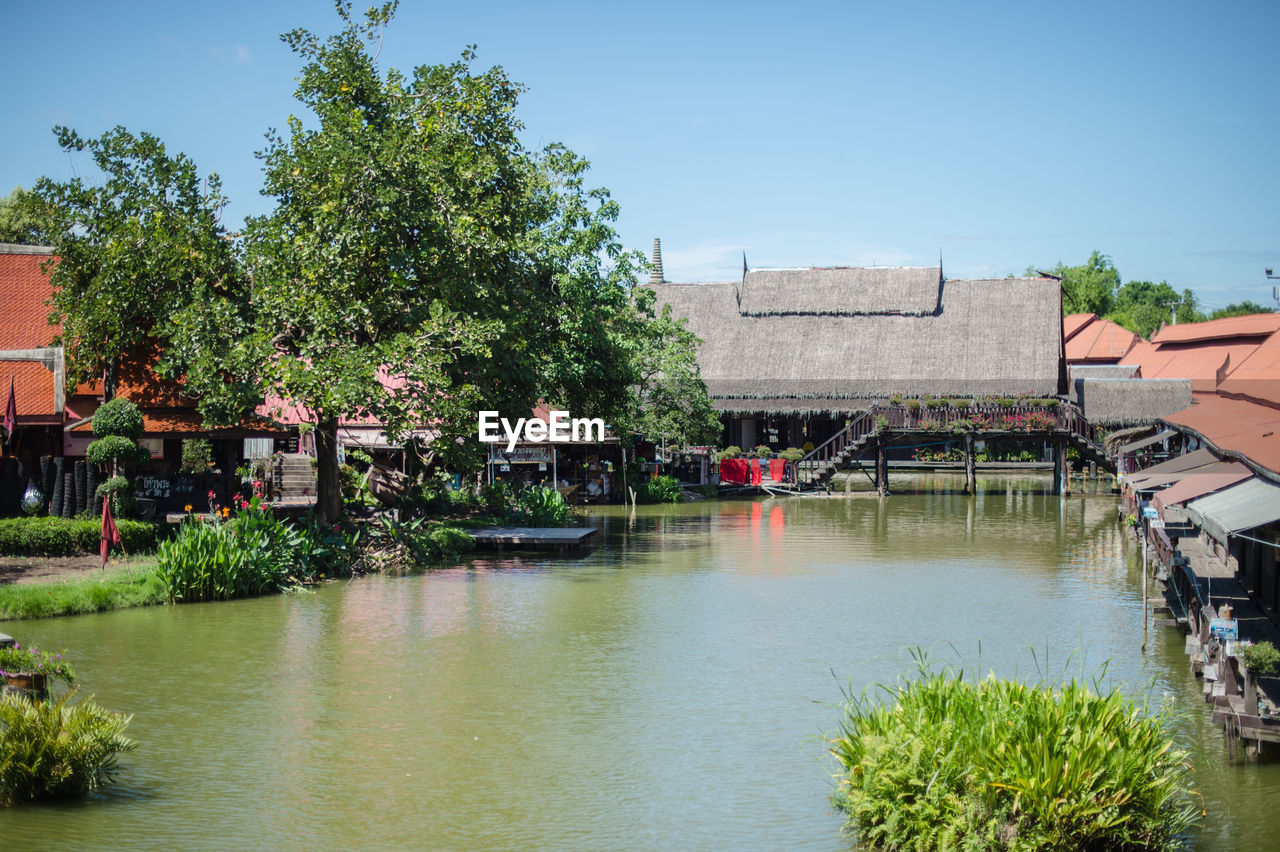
left=0, top=473, right=1276, bottom=850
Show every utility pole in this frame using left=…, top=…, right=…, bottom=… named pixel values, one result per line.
left=1164, top=300, right=1180, bottom=326
left=1267, top=269, right=1280, bottom=312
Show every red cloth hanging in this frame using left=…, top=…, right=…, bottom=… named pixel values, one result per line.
left=768, top=459, right=786, bottom=482
left=749, top=458, right=763, bottom=485
left=719, top=458, right=750, bottom=485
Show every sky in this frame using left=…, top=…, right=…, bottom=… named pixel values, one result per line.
left=2, top=0, right=1278, bottom=311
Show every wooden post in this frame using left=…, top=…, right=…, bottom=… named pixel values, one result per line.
left=963, top=434, right=976, bottom=496
left=1142, top=524, right=1148, bottom=652
left=1052, top=440, right=1065, bottom=495
left=876, top=443, right=889, bottom=497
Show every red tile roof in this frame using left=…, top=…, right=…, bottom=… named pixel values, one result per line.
left=1152, top=313, right=1280, bottom=345
left=1063, top=315, right=1140, bottom=363
left=1063, top=313, right=1097, bottom=342
left=0, top=248, right=59, bottom=350
left=2, top=361, right=58, bottom=419
left=1162, top=393, right=1280, bottom=474
left=1217, top=329, right=1280, bottom=408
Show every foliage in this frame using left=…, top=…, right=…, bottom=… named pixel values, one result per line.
left=0, top=566, right=167, bottom=621
left=0, top=516, right=159, bottom=556
left=84, top=436, right=147, bottom=467
left=1109, top=280, right=1205, bottom=337
left=352, top=515, right=475, bottom=572
left=753, top=445, right=773, bottom=459
left=904, top=399, right=921, bottom=412
left=0, top=645, right=76, bottom=684
left=89, top=398, right=144, bottom=440
left=1242, top=641, right=1280, bottom=677
left=510, top=486, right=573, bottom=527
left=829, top=659, right=1199, bottom=850
left=1211, top=301, right=1273, bottom=320
left=0, top=186, right=55, bottom=245
left=30, top=126, right=244, bottom=400
left=624, top=291, right=721, bottom=449
left=913, top=447, right=964, bottom=463
left=1037, top=250, right=1121, bottom=317
left=179, top=439, right=213, bottom=474
left=154, top=495, right=350, bottom=602
left=716, top=446, right=742, bottom=462
left=480, top=481, right=514, bottom=514
left=0, top=689, right=137, bottom=805
left=778, top=447, right=804, bottom=462
left=635, top=475, right=684, bottom=504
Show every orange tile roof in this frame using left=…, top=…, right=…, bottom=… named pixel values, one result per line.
left=70, top=407, right=285, bottom=436
left=1063, top=313, right=1097, bottom=342
left=1064, top=315, right=1140, bottom=363
left=1217, top=329, right=1280, bottom=408
left=2, top=361, right=59, bottom=421
left=1162, top=393, right=1280, bottom=474
left=1121, top=337, right=1262, bottom=392
left=1152, top=313, right=1280, bottom=345
left=0, top=249, right=59, bottom=350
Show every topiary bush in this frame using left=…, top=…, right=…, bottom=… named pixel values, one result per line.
left=778, top=447, right=804, bottom=462
left=753, top=445, right=773, bottom=459
left=716, top=446, right=741, bottom=462
left=89, top=398, right=143, bottom=442
left=88, top=398, right=146, bottom=515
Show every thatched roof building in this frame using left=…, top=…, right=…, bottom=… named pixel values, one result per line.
left=1074, top=378, right=1193, bottom=427
left=648, top=267, right=1065, bottom=415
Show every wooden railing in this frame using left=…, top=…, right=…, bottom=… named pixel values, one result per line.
left=794, top=401, right=1105, bottom=487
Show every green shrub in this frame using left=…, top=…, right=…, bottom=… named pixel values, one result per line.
left=954, top=398, right=971, bottom=410
left=480, top=481, right=513, bottom=514
left=752, top=445, right=773, bottom=459
left=84, top=436, right=147, bottom=466
left=0, top=516, right=159, bottom=557
left=0, top=689, right=136, bottom=805
left=716, top=446, right=741, bottom=462
left=829, top=661, right=1198, bottom=850
left=636, top=475, right=684, bottom=504
left=89, top=398, right=143, bottom=441
left=0, top=645, right=76, bottom=685
left=1242, top=641, right=1280, bottom=677
left=511, top=486, right=572, bottom=527
left=778, top=447, right=804, bottom=462
left=178, top=439, right=212, bottom=475
left=904, top=399, right=921, bottom=412
left=925, top=397, right=945, bottom=409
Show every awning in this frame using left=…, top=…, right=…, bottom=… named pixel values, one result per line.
left=1187, top=478, right=1280, bottom=544
left=1151, top=462, right=1252, bottom=513
left=1124, top=448, right=1218, bottom=491
left=338, top=427, right=437, bottom=450
left=1118, top=429, right=1176, bottom=454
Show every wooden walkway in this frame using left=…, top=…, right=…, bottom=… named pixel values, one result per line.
left=470, top=526, right=598, bottom=552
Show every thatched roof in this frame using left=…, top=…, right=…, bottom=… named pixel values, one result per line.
left=649, top=275, right=1064, bottom=414
left=737, top=266, right=942, bottom=316
left=1068, top=365, right=1140, bottom=406
left=711, top=397, right=873, bottom=416
left=1074, top=378, right=1193, bottom=426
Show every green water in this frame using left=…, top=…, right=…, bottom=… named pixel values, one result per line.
left=0, top=474, right=1276, bottom=850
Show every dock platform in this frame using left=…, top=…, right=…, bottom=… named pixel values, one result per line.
left=471, top=526, right=598, bottom=552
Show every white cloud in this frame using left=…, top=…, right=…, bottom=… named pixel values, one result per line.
left=235, top=44, right=251, bottom=63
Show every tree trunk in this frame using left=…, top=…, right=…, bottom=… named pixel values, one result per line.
left=103, top=362, right=117, bottom=402
left=315, top=418, right=343, bottom=525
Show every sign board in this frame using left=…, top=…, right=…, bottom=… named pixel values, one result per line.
left=1209, top=618, right=1239, bottom=641
left=489, top=445, right=554, bottom=464
left=1148, top=518, right=1164, bottom=529
left=1142, top=506, right=1159, bottom=519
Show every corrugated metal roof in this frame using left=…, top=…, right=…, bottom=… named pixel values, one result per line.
left=1163, top=394, right=1280, bottom=474
left=1187, top=477, right=1280, bottom=543
left=1153, top=314, right=1280, bottom=345
left=1118, top=429, right=1176, bottom=454
left=1064, top=316, right=1140, bottom=363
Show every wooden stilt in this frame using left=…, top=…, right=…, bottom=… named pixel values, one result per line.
left=1052, top=440, right=1065, bottom=495
left=876, top=443, right=889, bottom=497
left=963, top=434, right=976, bottom=496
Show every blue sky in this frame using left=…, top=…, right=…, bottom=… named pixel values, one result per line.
left=3, top=0, right=1278, bottom=310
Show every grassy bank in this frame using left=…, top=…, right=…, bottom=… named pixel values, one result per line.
left=0, top=561, right=166, bottom=621
left=829, top=661, right=1200, bottom=850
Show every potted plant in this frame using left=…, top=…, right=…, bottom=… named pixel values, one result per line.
left=0, top=644, right=77, bottom=698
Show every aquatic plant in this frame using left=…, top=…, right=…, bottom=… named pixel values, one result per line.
left=636, top=475, right=684, bottom=504
left=0, top=688, right=136, bottom=805
left=829, top=658, right=1199, bottom=850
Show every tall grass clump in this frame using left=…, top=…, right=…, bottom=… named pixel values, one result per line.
left=0, top=689, right=136, bottom=805
left=829, top=659, right=1199, bottom=850
left=510, top=485, right=573, bottom=526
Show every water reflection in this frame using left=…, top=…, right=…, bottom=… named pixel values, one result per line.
left=0, top=475, right=1273, bottom=850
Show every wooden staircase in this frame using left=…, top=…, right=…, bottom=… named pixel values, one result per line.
left=795, top=402, right=1113, bottom=491
left=271, top=454, right=318, bottom=504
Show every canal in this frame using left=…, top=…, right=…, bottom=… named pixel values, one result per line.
left=1, top=474, right=1277, bottom=850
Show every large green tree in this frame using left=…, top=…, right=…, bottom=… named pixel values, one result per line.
left=1109, top=279, right=1204, bottom=337
left=0, top=187, right=54, bottom=245
left=1211, top=300, right=1274, bottom=319
left=30, top=128, right=244, bottom=399
left=203, top=1, right=654, bottom=522
left=1037, top=251, right=1120, bottom=316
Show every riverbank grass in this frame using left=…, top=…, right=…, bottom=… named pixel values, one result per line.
left=0, top=562, right=165, bottom=620
left=829, top=665, right=1200, bottom=850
